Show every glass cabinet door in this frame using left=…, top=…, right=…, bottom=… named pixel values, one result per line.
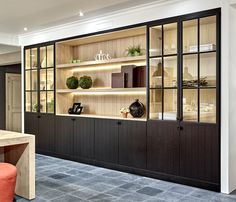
left=25, top=44, right=55, bottom=114
left=39, top=45, right=55, bottom=114
left=149, top=22, right=178, bottom=120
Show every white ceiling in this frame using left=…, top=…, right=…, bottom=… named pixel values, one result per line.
left=0, top=44, right=20, bottom=54
left=0, top=0, right=162, bottom=35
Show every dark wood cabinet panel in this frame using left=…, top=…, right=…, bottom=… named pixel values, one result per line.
left=55, top=116, right=74, bottom=156
left=38, top=114, right=55, bottom=152
left=25, top=113, right=38, bottom=136
left=74, top=118, right=95, bottom=159
left=119, top=120, right=146, bottom=169
left=94, top=119, right=118, bottom=164
left=180, top=123, right=220, bottom=184
left=147, top=120, right=179, bottom=175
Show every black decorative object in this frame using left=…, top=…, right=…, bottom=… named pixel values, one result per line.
left=68, top=103, right=83, bottom=115
left=79, top=75, right=93, bottom=89
left=66, top=76, right=79, bottom=89
left=129, top=99, right=145, bottom=118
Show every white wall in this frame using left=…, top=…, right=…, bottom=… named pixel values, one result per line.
left=0, top=51, right=21, bottom=66
left=18, top=0, right=235, bottom=194
left=229, top=4, right=236, bottom=193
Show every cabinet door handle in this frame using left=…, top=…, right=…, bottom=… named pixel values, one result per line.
left=37, top=115, right=41, bottom=119
left=177, top=126, right=183, bottom=131
left=117, top=121, right=121, bottom=125
left=71, top=118, right=76, bottom=121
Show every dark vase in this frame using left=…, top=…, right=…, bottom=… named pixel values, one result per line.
left=129, top=99, right=145, bottom=118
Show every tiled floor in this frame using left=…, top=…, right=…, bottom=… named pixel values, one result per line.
left=16, top=154, right=236, bottom=202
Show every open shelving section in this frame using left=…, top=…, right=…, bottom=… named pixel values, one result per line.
left=56, top=26, right=147, bottom=119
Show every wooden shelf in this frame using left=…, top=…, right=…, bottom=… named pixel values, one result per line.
left=56, top=87, right=146, bottom=94
left=56, top=113, right=147, bottom=122
left=56, top=55, right=146, bottom=69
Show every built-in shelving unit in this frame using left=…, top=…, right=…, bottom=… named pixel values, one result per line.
left=56, top=26, right=147, bottom=119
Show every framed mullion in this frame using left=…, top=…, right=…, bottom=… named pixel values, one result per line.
left=30, top=48, right=32, bottom=112
left=161, top=24, right=164, bottom=120
left=197, top=18, right=200, bottom=123
left=178, top=18, right=182, bottom=121
left=146, top=25, right=150, bottom=119
left=37, top=47, right=40, bottom=113
left=46, top=46, right=48, bottom=113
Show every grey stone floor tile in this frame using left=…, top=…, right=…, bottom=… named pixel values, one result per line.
left=49, top=173, right=71, bottom=180
left=149, top=181, right=175, bottom=190
left=191, top=189, right=218, bottom=201
left=40, top=189, right=65, bottom=200
left=137, top=186, right=163, bottom=196
left=105, top=187, right=132, bottom=197
left=50, top=194, right=84, bottom=202
left=105, top=178, right=128, bottom=187
left=120, top=192, right=152, bottom=201
left=168, top=184, right=195, bottom=195
left=157, top=191, right=185, bottom=202
left=70, top=188, right=100, bottom=200
left=180, top=196, right=209, bottom=202
left=57, top=184, right=84, bottom=193
left=86, top=183, right=114, bottom=192
left=119, top=182, right=144, bottom=191
left=88, top=193, right=117, bottom=202
left=212, top=194, right=236, bottom=202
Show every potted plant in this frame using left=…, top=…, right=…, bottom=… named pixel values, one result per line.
left=66, top=76, right=79, bottom=89
left=126, top=45, right=143, bottom=56
left=120, top=107, right=130, bottom=118
left=79, top=75, right=93, bottom=89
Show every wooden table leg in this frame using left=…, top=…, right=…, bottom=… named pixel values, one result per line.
left=4, top=137, right=35, bottom=200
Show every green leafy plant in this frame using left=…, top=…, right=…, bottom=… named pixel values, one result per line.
left=66, top=76, right=79, bottom=89
left=79, top=76, right=93, bottom=89
left=126, top=45, right=143, bottom=56
left=33, top=103, right=43, bottom=112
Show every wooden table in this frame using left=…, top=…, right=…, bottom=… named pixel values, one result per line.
left=0, top=130, right=35, bottom=200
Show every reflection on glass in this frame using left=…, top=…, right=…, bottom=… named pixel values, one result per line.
left=47, top=45, right=54, bottom=67
left=40, top=92, right=46, bottom=113
left=32, top=92, right=38, bottom=112
left=25, top=49, right=31, bottom=69
left=149, top=89, right=162, bottom=119
left=25, top=92, right=31, bottom=112
left=183, top=89, right=198, bottom=122
left=163, top=89, right=177, bottom=120
left=200, top=89, right=216, bottom=123
left=47, top=92, right=54, bottom=113
left=183, top=19, right=198, bottom=53
left=25, top=71, right=31, bottom=91
left=47, top=69, right=54, bottom=90
left=149, top=58, right=162, bottom=88
left=183, top=54, right=198, bottom=87
left=40, top=69, right=46, bottom=90
left=31, top=48, right=38, bottom=69
left=40, top=47, right=47, bottom=68
left=32, top=70, right=38, bottom=91
left=164, top=23, right=177, bottom=55
left=164, top=56, right=177, bottom=87
left=200, top=52, right=216, bottom=87
left=149, top=26, right=162, bottom=57
left=200, top=16, right=216, bottom=52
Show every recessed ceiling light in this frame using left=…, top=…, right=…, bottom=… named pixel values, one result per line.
left=24, top=27, right=28, bottom=31
left=79, top=11, right=84, bottom=17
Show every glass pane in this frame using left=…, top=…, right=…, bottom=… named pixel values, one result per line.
left=40, top=47, right=47, bottom=68
left=40, top=69, right=46, bottom=90
left=47, top=45, right=54, bottom=67
left=149, top=89, right=162, bottom=119
left=25, top=71, right=31, bottom=91
left=32, top=92, right=38, bottom=112
left=25, top=49, right=31, bottom=69
left=183, top=19, right=198, bottom=53
left=164, top=23, right=177, bottom=55
left=183, top=54, right=198, bottom=87
left=149, top=58, right=162, bottom=88
left=149, top=26, right=162, bottom=57
left=200, top=52, right=216, bottom=87
left=163, top=89, right=177, bottom=120
left=200, top=16, right=216, bottom=52
left=47, top=92, right=54, bottom=113
left=47, top=69, right=54, bottom=90
left=200, top=89, right=216, bottom=123
left=32, top=70, right=38, bottom=91
left=183, top=89, right=198, bottom=122
left=164, top=56, right=177, bottom=87
left=25, top=92, right=31, bottom=112
left=31, top=48, right=38, bottom=69
left=40, top=92, right=46, bottom=113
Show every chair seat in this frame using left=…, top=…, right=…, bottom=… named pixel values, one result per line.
left=0, top=163, right=17, bottom=180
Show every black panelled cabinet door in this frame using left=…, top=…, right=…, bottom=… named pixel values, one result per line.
left=147, top=120, right=179, bottom=175
left=179, top=122, right=220, bottom=185
left=25, top=112, right=38, bottom=137
left=38, top=114, right=55, bottom=152
left=55, top=116, right=74, bottom=156
left=94, top=119, right=118, bottom=164
left=74, top=117, right=95, bottom=159
left=119, top=120, right=147, bottom=169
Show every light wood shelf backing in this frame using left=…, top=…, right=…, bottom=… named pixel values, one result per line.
left=56, top=87, right=146, bottom=94
left=57, top=55, right=146, bottom=69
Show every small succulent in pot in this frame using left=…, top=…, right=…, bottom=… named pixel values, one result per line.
left=79, top=75, right=93, bottom=89
left=66, top=76, right=79, bottom=89
left=126, top=45, right=143, bottom=56
left=120, top=107, right=130, bottom=118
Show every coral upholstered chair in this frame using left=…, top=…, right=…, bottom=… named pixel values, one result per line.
left=0, top=163, right=17, bottom=202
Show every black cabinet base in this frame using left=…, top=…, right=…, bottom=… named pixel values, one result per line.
left=36, top=151, right=220, bottom=192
